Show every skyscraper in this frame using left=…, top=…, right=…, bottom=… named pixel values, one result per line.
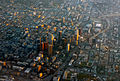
left=48, top=44, right=53, bottom=55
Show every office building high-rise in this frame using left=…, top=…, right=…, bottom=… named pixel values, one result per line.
left=48, top=44, right=53, bottom=55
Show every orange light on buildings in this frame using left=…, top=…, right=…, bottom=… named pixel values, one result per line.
left=6, top=24, right=9, bottom=26
left=38, top=57, right=41, bottom=62
left=76, top=40, right=78, bottom=45
left=36, top=26, right=38, bottom=28
left=51, top=34, right=54, bottom=40
left=33, top=63, right=36, bottom=67
left=54, top=27, right=57, bottom=31
left=72, top=35, right=75, bottom=42
left=42, top=16, right=45, bottom=19
left=58, top=77, right=60, bottom=81
left=25, top=31, right=29, bottom=33
left=48, top=44, right=53, bottom=55
left=41, top=54, right=43, bottom=58
left=14, top=12, right=17, bottom=16
left=71, top=20, right=74, bottom=26
left=41, top=24, right=44, bottom=27
left=39, top=73, right=43, bottom=77
left=115, top=65, right=119, bottom=70
left=63, top=17, right=65, bottom=23
left=67, top=43, right=70, bottom=52
left=77, top=29, right=79, bottom=41
left=26, top=28, right=29, bottom=30
left=42, top=42, right=44, bottom=51
left=38, top=65, right=41, bottom=72
left=28, top=34, right=30, bottom=37
left=47, top=25, right=51, bottom=29
left=3, top=62, right=6, bottom=66
left=70, top=38, right=71, bottom=43
left=44, top=42, right=48, bottom=50
left=42, top=62, right=44, bottom=65
left=38, top=15, right=41, bottom=18
left=23, top=42, right=27, bottom=46
left=47, top=57, right=49, bottom=60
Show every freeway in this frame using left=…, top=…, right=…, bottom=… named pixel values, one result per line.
left=99, top=13, right=120, bottom=18
left=80, top=1, right=111, bottom=41
left=88, top=2, right=111, bottom=41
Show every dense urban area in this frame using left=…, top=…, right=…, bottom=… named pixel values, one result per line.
left=0, top=0, right=120, bottom=81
